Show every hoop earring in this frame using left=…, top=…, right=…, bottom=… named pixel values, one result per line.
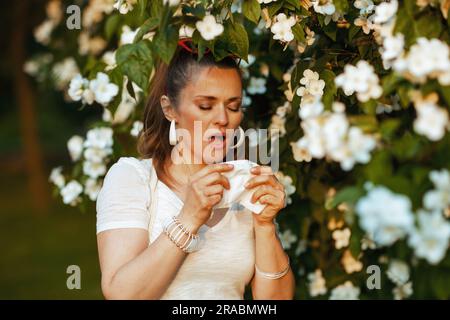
left=229, top=126, right=245, bottom=149
left=169, top=119, right=177, bottom=146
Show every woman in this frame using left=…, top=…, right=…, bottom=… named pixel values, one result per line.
left=96, top=38, right=295, bottom=300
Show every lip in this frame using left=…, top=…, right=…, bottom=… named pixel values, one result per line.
left=206, top=130, right=227, bottom=149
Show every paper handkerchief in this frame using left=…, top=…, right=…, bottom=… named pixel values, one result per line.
left=213, top=159, right=267, bottom=214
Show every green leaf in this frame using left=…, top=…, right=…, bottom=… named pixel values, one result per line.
left=334, top=0, right=349, bottom=13
left=104, top=14, right=121, bottom=41
left=116, top=40, right=153, bottom=91
left=133, top=17, right=159, bottom=43
left=267, top=0, right=283, bottom=17
left=325, top=186, right=364, bottom=210
left=292, top=24, right=305, bottom=43
left=153, top=25, right=179, bottom=64
left=223, top=21, right=249, bottom=59
left=242, top=0, right=261, bottom=25
left=320, top=69, right=336, bottom=110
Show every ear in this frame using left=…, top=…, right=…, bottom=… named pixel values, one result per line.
left=160, top=95, right=178, bottom=122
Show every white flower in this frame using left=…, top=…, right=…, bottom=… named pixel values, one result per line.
left=84, top=178, right=101, bottom=201
left=356, top=186, right=414, bottom=246
left=311, top=0, right=336, bottom=16
left=329, top=281, right=360, bottom=300
left=34, top=20, right=55, bottom=45
left=52, top=58, right=79, bottom=89
left=403, top=38, right=450, bottom=80
left=424, top=169, right=450, bottom=212
left=49, top=167, right=65, bottom=188
left=67, top=135, right=84, bottom=162
left=380, top=33, right=404, bottom=68
left=113, top=0, right=137, bottom=14
left=247, top=77, right=267, bottom=95
left=274, top=171, right=296, bottom=205
left=296, top=69, right=325, bottom=97
left=84, top=127, right=114, bottom=150
left=83, top=161, right=107, bottom=179
left=60, top=180, right=83, bottom=206
left=393, top=282, right=413, bottom=300
left=270, top=13, right=296, bottom=43
left=331, top=126, right=377, bottom=171
left=179, top=24, right=195, bottom=38
left=341, top=250, right=363, bottom=274
left=120, top=25, right=139, bottom=45
left=84, top=147, right=112, bottom=164
left=332, top=228, right=351, bottom=249
left=89, top=72, right=119, bottom=106
left=373, top=0, right=398, bottom=24
left=131, top=120, right=144, bottom=137
left=298, top=96, right=324, bottom=120
left=102, top=51, right=117, bottom=71
left=67, top=74, right=95, bottom=104
left=387, top=260, right=410, bottom=286
left=257, top=0, right=277, bottom=3
left=112, top=82, right=137, bottom=124
left=78, top=32, right=107, bottom=56
left=408, top=210, right=450, bottom=265
left=413, top=100, right=449, bottom=141
left=354, top=0, right=375, bottom=15
left=68, top=74, right=89, bottom=102
left=279, top=229, right=297, bottom=249
left=335, top=60, right=382, bottom=102
left=196, top=15, right=224, bottom=41
left=307, top=269, right=327, bottom=297
left=290, top=138, right=313, bottom=162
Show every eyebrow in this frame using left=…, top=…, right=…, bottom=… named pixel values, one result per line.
left=194, top=95, right=242, bottom=103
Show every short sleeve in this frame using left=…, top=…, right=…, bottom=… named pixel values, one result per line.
left=96, top=157, right=151, bottom=234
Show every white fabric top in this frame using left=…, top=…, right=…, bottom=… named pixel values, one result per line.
left=96, top=157, right=255, bottom=299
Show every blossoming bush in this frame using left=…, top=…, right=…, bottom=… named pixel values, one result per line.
left=30, top=0, right=450, bottom=299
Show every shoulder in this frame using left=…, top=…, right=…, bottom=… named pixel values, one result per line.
left=97, top=156, right=154, bottom=207
left=106, top=157, right=152, bottom=185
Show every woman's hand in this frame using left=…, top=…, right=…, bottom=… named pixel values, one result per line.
left=179, top=163, right=234, bottom=230
left=244, top=165, right=286, bottom=226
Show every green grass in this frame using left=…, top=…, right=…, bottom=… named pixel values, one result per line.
left=0, top=172, right=103, bottom=299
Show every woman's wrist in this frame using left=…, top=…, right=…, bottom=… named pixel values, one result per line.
left=177, top=209, right=202, bottom=234
left=253, top=216, right=276, bottom=234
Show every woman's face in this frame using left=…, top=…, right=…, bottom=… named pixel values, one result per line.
left=174, top=66, right=243, bottom=164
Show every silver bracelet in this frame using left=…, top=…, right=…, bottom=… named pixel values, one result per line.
left=255, top=255, right=290, bottom=280
left=163, top=215, right=201, bottom=253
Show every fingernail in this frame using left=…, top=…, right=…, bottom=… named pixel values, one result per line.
left=244, top=182, right=249, bottom=188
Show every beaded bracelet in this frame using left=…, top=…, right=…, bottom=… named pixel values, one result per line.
left=163, top=215, right=200, bottom=253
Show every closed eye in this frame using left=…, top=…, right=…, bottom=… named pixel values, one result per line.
left=199, top=104, right=212, bottom=110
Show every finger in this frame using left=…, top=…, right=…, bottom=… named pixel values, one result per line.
left=250, top=185, right=282, bottom=203
left=203, top=184, right=225, bottom=196
left=208, top=194, right=222, bottom=207
left=201, top=172, right=230, bottom=190
left=199, top=163, right=234, bottom=178
left=245, top=174, right=283, bottom=191
left=250, top=165, right=273, bottom=175
left=258, top=194, right=279, bottom=206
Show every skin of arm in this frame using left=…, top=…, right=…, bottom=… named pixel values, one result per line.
left=97, top=210, right=199, bottom=300
left=250, top=219, right=296, bottom=300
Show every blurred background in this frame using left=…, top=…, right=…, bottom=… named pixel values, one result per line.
left=0, top=1, right=102, bottom=299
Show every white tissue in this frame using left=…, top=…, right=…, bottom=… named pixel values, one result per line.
left=213, top=159, right=267, bottom=214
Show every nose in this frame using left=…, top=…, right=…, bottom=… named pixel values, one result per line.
left=214, top=105, right=229, bottom=126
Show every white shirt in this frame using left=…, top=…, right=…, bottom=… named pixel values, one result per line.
left=96, top=157, right=256, bottom=299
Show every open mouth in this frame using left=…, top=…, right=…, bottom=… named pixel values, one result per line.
left=207, top=133, right=226, bottom=149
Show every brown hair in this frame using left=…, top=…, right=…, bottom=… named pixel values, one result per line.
left=137, top=44, right=243, bottom=189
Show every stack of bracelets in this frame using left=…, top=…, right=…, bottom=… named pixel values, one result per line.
left=163, top=215, right=201, bottom=253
